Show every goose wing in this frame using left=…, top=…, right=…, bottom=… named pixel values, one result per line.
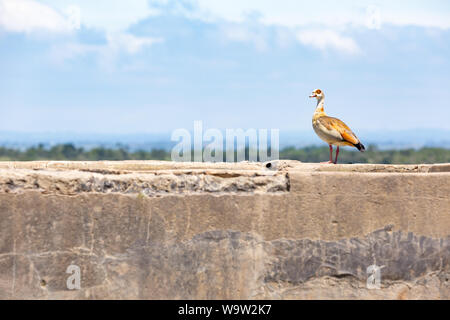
left=317, top=116, right=360, bottom=145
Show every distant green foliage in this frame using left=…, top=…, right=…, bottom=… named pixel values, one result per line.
left=0, top=144, right=449, bottom=164
left=0, top=144, right=170, bottom=161
left=279, top=145, right=450, bottom=164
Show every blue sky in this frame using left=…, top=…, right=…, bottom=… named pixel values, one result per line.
left=0, top=0, right=449, bottom=134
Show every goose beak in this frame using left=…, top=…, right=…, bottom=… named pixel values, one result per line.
left=309, top=94, right=316, bottom=98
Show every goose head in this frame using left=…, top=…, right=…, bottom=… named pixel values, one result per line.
left=309, top=89, right=324, bottom=100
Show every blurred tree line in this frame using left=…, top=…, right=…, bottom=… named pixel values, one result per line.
left=0, top=143, right=449, bottom=164
left=280, top=145, right=450, bottom=164
left=0, top=144, right=171, bottom=161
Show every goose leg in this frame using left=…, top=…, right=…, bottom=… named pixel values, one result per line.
left=321, top=145, right=334, bottom=164
left=334, top=146, right=340, bottom=164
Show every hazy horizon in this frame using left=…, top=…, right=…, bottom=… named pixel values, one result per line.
left=2, top=128, right=450, bottom=151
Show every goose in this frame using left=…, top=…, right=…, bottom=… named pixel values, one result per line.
left=310, top=89, right=365, bottom=164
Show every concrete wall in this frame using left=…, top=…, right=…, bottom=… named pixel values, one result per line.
left=0, top=161, right=449, bottom=300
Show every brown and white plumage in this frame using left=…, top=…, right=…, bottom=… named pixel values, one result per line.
left=310, top=89, right=365, bottom=164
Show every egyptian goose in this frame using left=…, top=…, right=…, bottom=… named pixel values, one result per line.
left=310, top=89, right=365, bottom=164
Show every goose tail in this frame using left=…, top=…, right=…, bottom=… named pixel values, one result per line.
left=354, top=142, right=366, bottom=152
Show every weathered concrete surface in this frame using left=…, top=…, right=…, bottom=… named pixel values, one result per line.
left=0, top=161, right=449, bottom=300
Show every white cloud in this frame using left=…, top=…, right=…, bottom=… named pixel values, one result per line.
left=1, top=0, right=160, bottom=34
left=0, top=0, right=72, bottom=33
left=4, top=0, right=449, bottom=37
left=297, top=29, right=361, bottom=55
left=107, top=33, right=163, bottom=54
left=0, top=0, right=162, bottom=65
left=221, top=24, right=268, bottom=51
left=193, top=0, right=450, bottom=29
left=40, top=0, right=159, bottom=33
left=170, top=0, right=449, bottom=55
left=51, top=33, right=162, bottom=68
